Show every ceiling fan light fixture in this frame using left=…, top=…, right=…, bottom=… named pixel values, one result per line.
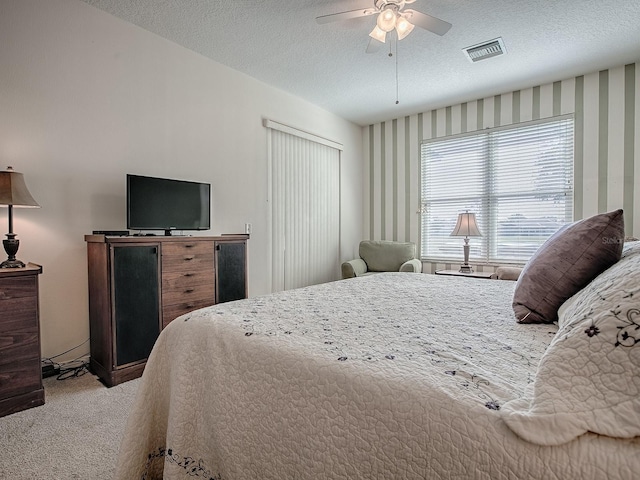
left=369, top=25, right=387, bottom=43
left=317, top=0, right=452, bottom=52
left=377, top=8, right=397, bottom=32
left=395, top=15, right=414, bottom=40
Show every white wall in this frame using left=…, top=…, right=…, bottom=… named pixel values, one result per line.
left=0, top=0, right=363, bottom=361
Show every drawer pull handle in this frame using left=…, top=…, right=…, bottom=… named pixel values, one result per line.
left=184, top=288, right=194, bottom=293
left=183, top=256, right=194, bottom=261
left=185, top=244, right=195, bottom=248
left=184, top=273, right=194, bottom=277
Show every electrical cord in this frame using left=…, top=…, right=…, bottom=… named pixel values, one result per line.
left=41, top=338, right=89, bottom=362
left=56, top=352, right=90, bottom=380
left=57, top=361, right=89, bottom=380
left=41, top=339, right=90, bottom=381
left=41, top=357, right=61, bottom=371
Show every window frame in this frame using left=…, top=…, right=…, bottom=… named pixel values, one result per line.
left=419, top=115, right=575, bottom=265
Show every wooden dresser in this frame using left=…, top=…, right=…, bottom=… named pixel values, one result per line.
left=0, top=263, right=44, bottom=417
left=85, top=234, right=248, bottom=386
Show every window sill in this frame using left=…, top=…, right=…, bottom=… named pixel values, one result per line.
left=421, top=258, right=526, bottom=268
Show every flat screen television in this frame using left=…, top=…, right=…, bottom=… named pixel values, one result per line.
left=126, top=174, right=211, bottom=235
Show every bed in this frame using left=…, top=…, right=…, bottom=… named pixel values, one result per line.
left=115, top=235, right=640, bottom=479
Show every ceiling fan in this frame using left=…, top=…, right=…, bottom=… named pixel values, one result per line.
left=316, top=0, right=452, bottom=52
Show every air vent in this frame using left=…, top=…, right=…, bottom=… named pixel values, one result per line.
left=463, top=37, right=506, bottom=63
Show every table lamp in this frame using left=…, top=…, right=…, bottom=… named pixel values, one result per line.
left=450, top=211, right=482, bottom=273
left=0, top=166, right=40, bottom=268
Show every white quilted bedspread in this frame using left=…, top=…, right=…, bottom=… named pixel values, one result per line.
left=115, top=273, right=639, bottom=480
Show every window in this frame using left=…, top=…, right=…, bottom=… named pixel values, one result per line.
left=420, top=116, right=574, bottom=264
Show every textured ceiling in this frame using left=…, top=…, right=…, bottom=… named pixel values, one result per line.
left=80, top=0, right=640, bottom=126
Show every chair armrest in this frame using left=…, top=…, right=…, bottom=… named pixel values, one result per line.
left=399, top=258, right=422, bottom=273
left=341, top=258, right=368, bottom=278
left=495, top=266, right=522, bottom=281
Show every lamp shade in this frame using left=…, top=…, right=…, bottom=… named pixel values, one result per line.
left=376, top=8, right=397, bottom=32
left=395, top=15, right=414, bottom=40
left=450, top=211, right=482, bottom=237
left=369, top=25, right=387, bottom=43
left=0, top=167, right=39, bottom=207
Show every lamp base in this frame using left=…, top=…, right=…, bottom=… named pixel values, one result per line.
left=0, top=258, right=26, bottom=268
left=2, top=234, right=25, bottom=268
left=458, top=264, right=474, bottom=273
left=458, top=239, right=474, bottom=273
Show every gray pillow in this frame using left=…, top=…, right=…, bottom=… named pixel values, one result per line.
left=512, top=209, right=624, bottom=324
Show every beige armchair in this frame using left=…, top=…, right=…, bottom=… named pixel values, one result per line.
left=490, top=266, right=523, bottom=281
left=341, top=240, right=422, bottom=279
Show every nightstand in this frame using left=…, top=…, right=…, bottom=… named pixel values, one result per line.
left=435, top=269, right=494, bottom=279
left=0, top=263, right=44, bottom=417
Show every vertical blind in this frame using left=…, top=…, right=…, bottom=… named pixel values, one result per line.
left=420, top=116, right=574, bottom=263
left=267, top=123, right=341, bottom=292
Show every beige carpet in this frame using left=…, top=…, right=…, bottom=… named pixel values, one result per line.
left=0, top=373, right=139, bottom=479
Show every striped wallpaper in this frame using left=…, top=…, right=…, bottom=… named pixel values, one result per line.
left=363, top=62, right=639, bottom=273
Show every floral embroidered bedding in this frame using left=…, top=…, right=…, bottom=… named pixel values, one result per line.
left=115, top=254, right=639, bottom=479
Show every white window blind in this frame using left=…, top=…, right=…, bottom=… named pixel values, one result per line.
left=266, top=121, right=342, bottom=292
left=420, top=116, right=574, bottom=264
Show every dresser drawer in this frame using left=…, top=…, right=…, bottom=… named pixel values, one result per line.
left=162, top=241, right=213, bottom=257
left=162, top=250, right=214, bottom=274
left=0, top=357, right=42, bottom=400
left=162, top=282, right=214, bottom=307
left=0, top=327, right=40, bottom=366
left=162, top=299, right=214, bottom=328
left=0, top=276, right=37, bottom=300
left=162, top=269, right=214, bottom=290
left=0, top=297, right=38, bottom=332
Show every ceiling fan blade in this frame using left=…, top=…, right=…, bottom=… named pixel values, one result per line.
left=366, top=37, right=383, bottom=54
left=403, top=9, right=452, bottom=36
left=316, top=8, right=377, bottom=24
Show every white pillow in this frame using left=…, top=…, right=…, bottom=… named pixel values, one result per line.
left=501, top=241, right=640, bottom=445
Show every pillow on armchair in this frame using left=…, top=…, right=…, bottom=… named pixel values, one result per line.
left=341, top=240, right=422, bottom=279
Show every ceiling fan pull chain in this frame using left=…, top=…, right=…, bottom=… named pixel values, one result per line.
left=387, top=35, right=399, bottom=105
left=395, top=35, right=400, bottom=104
